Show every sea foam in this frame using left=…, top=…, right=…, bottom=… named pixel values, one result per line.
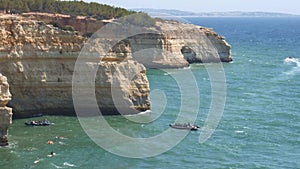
left=283, top=57, right=300, bottom=77
left=284, top=57, right=300, bottom=67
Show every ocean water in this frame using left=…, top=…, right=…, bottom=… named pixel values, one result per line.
left=1, top=17, right=300, bottom=168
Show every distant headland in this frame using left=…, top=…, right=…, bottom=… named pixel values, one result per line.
left=133, top=8, right=300, bottom=17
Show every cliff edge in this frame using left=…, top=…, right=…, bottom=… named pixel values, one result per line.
left=0, top=15, right=150, bottom=118
left=0, top=14, right=231, bottom=118
left=129, top=20, right=231, bottom=68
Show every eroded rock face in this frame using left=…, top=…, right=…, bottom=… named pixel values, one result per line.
left=129, top=21, right=232, bottom=68
left=22, top=12, right=107, bottom=35
left=0, top=14, right=231, bottom=118
left=0, top=15, right=150, bottom=118
left=20, top=13, right=232, bottom=68
left=0, top=73, right=12, bottom=146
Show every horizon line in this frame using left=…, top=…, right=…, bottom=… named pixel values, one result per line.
left=131, top=8, right=300, bottom=16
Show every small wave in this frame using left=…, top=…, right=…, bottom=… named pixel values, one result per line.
left=183, top=66, right=191, bottom=70
left=51, top=163, right=66, bottom=169
left=58, top=141, right=65, bottom=145
left=63, top=162, right=77, bottom=167
left=284, top=57, right=300, bottom=67
left=164, top=66, right=191, bottom=74
left=276, top=57, right=300, bottom=79
left=234, top=130, right=245, bottom=134
left=0, top=141, right=18, bottom=149
left=124, top=110, right=152, bottom=117
left=284, top=66, right=300, bottom=76
left=33, top=158, right=44, bottom=164
left=140, top=110, right=152, bottom=114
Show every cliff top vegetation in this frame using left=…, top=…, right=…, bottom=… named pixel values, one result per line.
left=0, top=0, right=136, bottom=20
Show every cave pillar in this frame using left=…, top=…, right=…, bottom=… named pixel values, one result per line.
left=0, top=73, right=12, bottom=146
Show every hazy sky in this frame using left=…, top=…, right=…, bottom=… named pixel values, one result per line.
left=85, top=0, right=300, bottom=15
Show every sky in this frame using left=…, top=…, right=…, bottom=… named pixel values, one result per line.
left=84, top=0, right=300, bottom=15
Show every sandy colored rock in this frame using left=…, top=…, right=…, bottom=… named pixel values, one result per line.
left=130, top=21, right=231, bottom=68
left=0, top=15, right=150, bottom=118
left=0, top=14, right=231, bottom=118
left=0, top=73, right=12, bottom=146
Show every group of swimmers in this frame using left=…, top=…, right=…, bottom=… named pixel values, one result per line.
left=47, top=136, right=64, bottom=158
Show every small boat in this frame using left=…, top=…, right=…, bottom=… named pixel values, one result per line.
left=25, top=119, right=52, bottom=126
left=169, top=123, right=199, bottom=131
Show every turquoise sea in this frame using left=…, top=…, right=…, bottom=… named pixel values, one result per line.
left=1, top=17, right=300, bottom=168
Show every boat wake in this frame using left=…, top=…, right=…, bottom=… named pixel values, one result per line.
left=50, top=162, right=77, bottom=168
left=283, top=57, right=300, bottom=77
left=271, top=57, right=300, bottom=82
left=284, top=57, right=300, bottom=67
left=63, top=162, right=77, bottom=167
left=51, top=163, right=66, bottom=169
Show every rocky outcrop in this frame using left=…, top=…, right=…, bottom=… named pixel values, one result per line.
left=0, top=15, right=150, bottom=118
left=20, top=13, right=232, bottom=68
left=22, top=12, right=108, bottom=35
left=0, top=74, right=12, bottom=146
left=0, top=14, right=231, bottom=118
left=129, top=21, right=231, bottom=68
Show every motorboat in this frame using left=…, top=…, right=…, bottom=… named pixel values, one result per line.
left=25, top=119, right=52, bottom=126
left=169, top=123, right=199, bottom=131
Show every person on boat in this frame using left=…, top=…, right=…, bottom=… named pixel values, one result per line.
left=31, top=121, right=37, bottom=125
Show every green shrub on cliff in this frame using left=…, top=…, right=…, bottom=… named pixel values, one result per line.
left=49, top=22, right=74, bottom=32
left=119, top=13, right=156, bottom=27
left=0, top=0, right=136, bottom=20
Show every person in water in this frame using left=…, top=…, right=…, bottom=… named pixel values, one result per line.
left=55, top=136, right=64, bottom=139
left=48, top=151, right=56, bottom=157
left=47, top=140, right=54, bottom=144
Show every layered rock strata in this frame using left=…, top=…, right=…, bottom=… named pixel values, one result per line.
left=22, top=13, right=232, bottom=68
left=129, top=21, right=232, bottom=68
left=22, top=12, right=108, bottom=35
left=0, top=74, right=12, bottom=146
left=0, top=14, right=231, bottom=118
left=0, top=15, right=150, bottom=118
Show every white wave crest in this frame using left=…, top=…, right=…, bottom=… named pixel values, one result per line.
left=63, top=162, right=77, bottom=167
left=284, top=57, right=300, bottom=67
left=282, top=57, right=300, bottom=77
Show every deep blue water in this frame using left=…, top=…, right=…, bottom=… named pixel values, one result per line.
left=1, top=17, right=300, bottom=168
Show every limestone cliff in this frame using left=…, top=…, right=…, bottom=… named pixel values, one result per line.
left=22, top=12, right=107, bottom=35
left=129, top=21, right=232, bottom=68
left=21, top=13, right=232, bottom=68
left=0, top=15, right=150, bottom=118
left=0, top=73, right=12, bottom=146
left=0, top=14, right=231, bottom=118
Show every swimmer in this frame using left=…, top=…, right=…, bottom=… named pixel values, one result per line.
left=47, top=151, right=56, bottom=158
left=55, top=136, right=64, bottom=139
left=47, top=140, right=54, bottom=144
left=284, top=57, right=295, bottom=62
